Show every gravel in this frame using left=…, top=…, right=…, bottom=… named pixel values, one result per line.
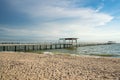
left=0, top=52, right=120, bottom=80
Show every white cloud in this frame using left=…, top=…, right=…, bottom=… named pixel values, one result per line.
left=95, top=2, right=104, bottom=12
left=1, top=0, right=116, bottom=41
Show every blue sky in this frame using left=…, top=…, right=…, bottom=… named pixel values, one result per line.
left=0, top=0, right=120, bottom=42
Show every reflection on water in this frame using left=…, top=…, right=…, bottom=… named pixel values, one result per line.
left=41, top=44, right=120, bottom=57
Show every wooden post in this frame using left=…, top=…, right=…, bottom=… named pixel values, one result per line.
left=39, top=45, right=41, bottom=50
left=0, top=46, right=2, bottom=51
left=76, top=39, right=77, bottom=47
left=33, top=45, right=35, bottom=51
left=3, top=46, right=5, bottom=51
left=50, top=45, right=52, bottom=49
left=72, top=40, right=73, bottom=45
left=28, top=45, right=29, bottom=51
left=15, top=46, right=17, bottom=52
left=63, top=44, right=65, bottom=48
left=24, top=45, right=26, bottom=52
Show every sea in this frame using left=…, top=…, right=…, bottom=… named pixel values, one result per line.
left=41, top=43, right=120, bottom=58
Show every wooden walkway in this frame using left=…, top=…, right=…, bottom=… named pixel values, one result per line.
left=0, top=43, right=73, bottom=51
left=0, top=42, right=110, bottom=52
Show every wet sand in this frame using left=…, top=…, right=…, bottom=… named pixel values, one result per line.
left=0, top=52, right=120, bottom=80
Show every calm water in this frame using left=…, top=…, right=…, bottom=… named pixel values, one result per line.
left=41, top=43, right=120, bottom=57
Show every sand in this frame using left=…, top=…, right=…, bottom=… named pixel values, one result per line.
left=0, top=52, right=120, bottom=80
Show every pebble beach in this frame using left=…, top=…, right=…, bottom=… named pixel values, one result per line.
left=0, top=52, right=120, bottom=80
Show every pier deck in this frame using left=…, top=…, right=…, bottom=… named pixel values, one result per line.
left=0, top=43, right=73, bottom=51
left=0, top=42, right=110, bottom=52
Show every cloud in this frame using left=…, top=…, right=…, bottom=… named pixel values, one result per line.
left=95, top=2, right=104, bottom=12
left=0, top=0, right=115, bottom=41
left=1, top=25, right=120, bottom=42
left=7, top=0, right=113, bottom=22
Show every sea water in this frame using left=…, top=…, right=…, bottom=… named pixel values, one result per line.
left=41, top=43, right=120, bottom=57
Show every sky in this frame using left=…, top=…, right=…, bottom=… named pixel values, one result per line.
left=0, top=0, right=120, bottom=42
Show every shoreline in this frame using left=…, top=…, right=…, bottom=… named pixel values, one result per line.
left=1, top=51, right=120, bottom=58
left=0, top=52, right=120, bottom=80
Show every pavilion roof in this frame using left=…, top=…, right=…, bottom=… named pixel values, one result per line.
left=59, top=38, right=78, bottom=40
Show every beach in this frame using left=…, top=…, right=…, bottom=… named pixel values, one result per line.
left=0, top=52, right=120, bottom=80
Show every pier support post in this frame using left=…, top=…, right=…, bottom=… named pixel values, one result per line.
left=24, top=45, right=27, bottom=52
left=33, top=45, right=35, bottom=51
left=3, top=46, right=5, bottom=51
left=63, top=44, right=65, bottom=48
left=28, top=45, right=29, bottom=51
left=39, top=45, right=41, bottom=50
left=15, top=46, right=17, bottom=52
left=50, top=45, right=52, bottom=49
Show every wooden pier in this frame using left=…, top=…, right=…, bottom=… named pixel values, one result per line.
left=0, top=43, right=73, bottom=52
left=0, top=42, right=111, bottom=52
left=0, top=38, right=78, bottom=52
left=0, top=38, right=113, bottom=52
